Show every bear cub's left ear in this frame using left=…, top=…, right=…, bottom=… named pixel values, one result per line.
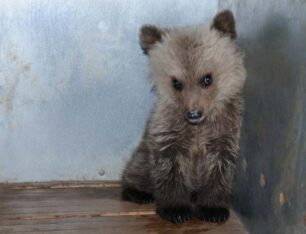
left=211, top=10, right=236, bottom=39
left=139, top=25, right=166, bottom=55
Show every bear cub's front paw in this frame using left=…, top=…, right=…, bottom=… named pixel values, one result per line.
left=122, top=187, right=154, bottom=204
left=196, top=207, right=229, bottom=223
left=156, top=206, right=192, bottom=224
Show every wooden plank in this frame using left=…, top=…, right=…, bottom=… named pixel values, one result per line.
left=0, top=182, right=248, bottom=234
left=0, top=181, right=120, bottom=190
left=0, top=187, right=154, bottom=219
left=0, top=213, right=247, bottom=234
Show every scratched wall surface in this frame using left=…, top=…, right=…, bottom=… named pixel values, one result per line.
left=0, top=0, right=217, bottom=182
left=218, top=0, right=306, bottom=233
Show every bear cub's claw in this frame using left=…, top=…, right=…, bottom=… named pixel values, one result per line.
left=157, top=206, right=192, bottom=224
left=196, top=207, right=229, bottom=223
left=122, top=188, right=154, bottom=204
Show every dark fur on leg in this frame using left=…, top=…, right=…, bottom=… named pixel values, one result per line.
left=122, top=187, right=154, bottom=204
left=152, top=148, right=192, bottom=224
left=121, top=141, right=154, bottom=203
left=196, top=207, right=230, bottom=223
left=157, top=206, right=192, bottom=224
left=195, top=136, right=237, bottom=223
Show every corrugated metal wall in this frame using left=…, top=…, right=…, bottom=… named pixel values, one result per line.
left=218, top=1, right=306, bottom=233
left=0, top=0, right=217, bottom=182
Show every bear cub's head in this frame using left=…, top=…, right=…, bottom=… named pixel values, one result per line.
left=140, top=10, right=246, bottom=125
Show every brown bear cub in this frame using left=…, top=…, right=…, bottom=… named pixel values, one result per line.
left=121, top=10, right=246, bottom=224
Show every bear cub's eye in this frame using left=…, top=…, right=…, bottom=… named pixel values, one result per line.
left=172, top=77, right=183, bottom=91
left=201, top=74, right=213, bottom=87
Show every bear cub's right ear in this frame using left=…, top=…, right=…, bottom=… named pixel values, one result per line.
left=211, top=10, right=237, bottom=39
left=139, top=25, right=166, bottom=55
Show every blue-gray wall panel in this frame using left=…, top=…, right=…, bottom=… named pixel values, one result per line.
left=0, top=0, right=217, bottom=182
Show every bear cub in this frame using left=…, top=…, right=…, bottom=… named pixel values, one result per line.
left=121, top=10, right=246, bottom=224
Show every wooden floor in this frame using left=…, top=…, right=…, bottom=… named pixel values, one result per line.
left=0, top=182, right=248, bottom=234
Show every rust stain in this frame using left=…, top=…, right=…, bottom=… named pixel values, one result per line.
left=11, top=54, right=17, bottom=61
left=1, top=44, right=35, bottom=118
left=6, top=46, right=18, bottom=62
left=260, top=173, right=266, bottom=187
left=2, top=76, right=20, bottom=113
left=23, top=63, right=31, bottom=72
left=279, top=192, right=285, bottom=207
left=304, top=214, right=306, bottom=226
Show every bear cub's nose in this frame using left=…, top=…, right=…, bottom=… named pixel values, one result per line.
left=187, top=111, right=202, bottom=120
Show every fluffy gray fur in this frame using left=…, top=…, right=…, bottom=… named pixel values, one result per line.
left=121, top=10, right=246, bottom=224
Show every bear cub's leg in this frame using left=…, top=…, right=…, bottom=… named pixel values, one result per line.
left=121, top=142, right=154, bottom=204
left=196, top=207, right=230, bottom=223
left=153, top=151, right=193, bottom=224
left=122, top=187, right=154, bottom=204
left=194, top=136, right=236, bottom=223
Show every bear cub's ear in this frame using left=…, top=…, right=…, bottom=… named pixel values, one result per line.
left=139, top=25, right=165, bottom=55
left=211, top=10, right=236, bottom=39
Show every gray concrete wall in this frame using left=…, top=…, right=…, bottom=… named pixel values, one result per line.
left=218, top=1, right=306, bottom=233
left=0, top=0, right=217, bottom=182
